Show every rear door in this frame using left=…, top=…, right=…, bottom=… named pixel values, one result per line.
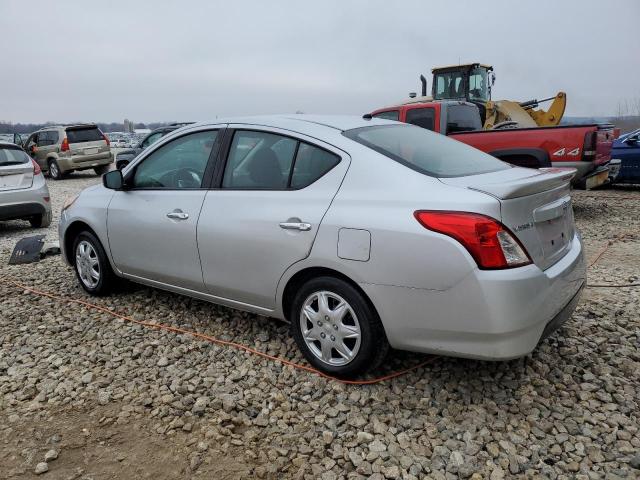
left=107, top=128, right=222, bottom=290
left=197, top=126, right=349, bottom=309
left=0, top=146, right=34, bottom=191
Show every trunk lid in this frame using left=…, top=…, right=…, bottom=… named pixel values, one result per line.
left=0, top=147, right=34, bottom=191
left=439, top=167, right=577, bottom=270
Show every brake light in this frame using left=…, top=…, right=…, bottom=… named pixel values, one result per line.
left=31, top=158, right=41, bottom=175
left=103, top=134, right=110, bottom=147
left=61, top=137, right=70, bottom=152
left=414, top=211, right=532, bottom=269
left=581, top=131, right=597, bottom=161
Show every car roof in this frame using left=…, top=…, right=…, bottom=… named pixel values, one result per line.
left=190, top=115, right=394, bottom=137
left=0, top=141, right=22, bottom=148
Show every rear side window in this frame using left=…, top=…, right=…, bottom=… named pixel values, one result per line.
left=66, top=126, right=104, bottom=144
left=222, top=130, right=341, bottom=190
left=372, top=110, right=399, bottom=121
left=291, top=143, right=340, bottom=189
left=446, top=105, right=482, bottom=133
left=406, top=108, right=435, bottom=131
left=344, top=124, right=509, bottom=178
left=0, top=147, right=30, bottom=166
left=36, top=131, right=58, bottom=146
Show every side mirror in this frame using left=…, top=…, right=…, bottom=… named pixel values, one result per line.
left=103, top=169, right=124, bottom=189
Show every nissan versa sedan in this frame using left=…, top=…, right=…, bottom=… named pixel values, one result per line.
left=0, top=142, right=52, bottom=227
left=58, top=116, right=586, bottom=376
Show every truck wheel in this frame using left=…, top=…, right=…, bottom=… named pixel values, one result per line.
left=48, top=159, right=63, bottom=180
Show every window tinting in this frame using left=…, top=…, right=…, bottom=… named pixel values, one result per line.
left=132, top=130, right=218, bottom=189
left=446, top=105, right=482, bottom=133
left=373, top=110, right=399, bottom=121
left=344, top=124, right=509, bottom=178
left=0, top=147, right=30, bottom=166
left=291, top=143, right=340, bottom=189
left=66, top=126, right=104, bottom=144
left=222, top=131, right=297, bottom=189
left=141, top=132, right=164, bottom=148
left=37, top=131, right=57, bottom=146
left=406, top=108, right=435, bottom=131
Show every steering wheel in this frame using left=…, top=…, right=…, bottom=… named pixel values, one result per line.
left=174, top=167, right=202, bottom=188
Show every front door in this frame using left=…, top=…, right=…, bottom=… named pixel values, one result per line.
left=197, top=127, right=349, bottom=309
left=107, top=128, right=221, bottom=291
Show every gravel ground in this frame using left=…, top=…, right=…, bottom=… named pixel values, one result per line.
left=1, top=174, right=639, bottom=479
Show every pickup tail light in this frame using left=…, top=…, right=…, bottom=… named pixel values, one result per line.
left=60, top=137, right=70, bottom=152
left=581, top=131, right=597, bottom=161
left=414, top=211, right=532, bottom=269
left=31, top=158, right=42, bottom=175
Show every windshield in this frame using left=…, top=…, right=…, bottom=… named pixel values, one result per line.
left=434, top=72, right=465, bottom=100
left=343, top=124, right=510, bottom=178
left=468, top=67, right=489, bottom=102
left=0, top=147, right=30, bottom=166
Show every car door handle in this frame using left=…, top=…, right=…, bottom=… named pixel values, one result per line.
left=279, top=221, right=312, bottom=231
left=167, top=210, right=189, bottom=220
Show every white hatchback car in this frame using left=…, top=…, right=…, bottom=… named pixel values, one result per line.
left=59, top=116, right=585, bottom=376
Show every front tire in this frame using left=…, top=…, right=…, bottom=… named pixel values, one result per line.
left=72, top=231, right=116, bottom=295
left=94, top=164, right=111, bottom=176
left=290, top=276, right=389, bottom=377
left=48, top=159, right=63, bottom=180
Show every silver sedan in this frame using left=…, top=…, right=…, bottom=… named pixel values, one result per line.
left=58, top=116, right=585, bottom=376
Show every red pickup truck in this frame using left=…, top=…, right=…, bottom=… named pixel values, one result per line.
left=370, top=100, right=614, bottom=188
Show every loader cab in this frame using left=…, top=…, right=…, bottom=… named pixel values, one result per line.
left=432, top=63, right=494, bottom=122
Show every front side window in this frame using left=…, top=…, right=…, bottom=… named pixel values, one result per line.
left=373, top=110, right=399, bottom=121
left=132, top=130, right=218, bottom=189
left=468, top=67, right=489, bottom=102
left=434, top=71, right=465, bottom=100
left=344, top=124, right=509, bottom=178
left=222, top=130, right=341, bottom=190
left=406, top=108, right=435, bottom=131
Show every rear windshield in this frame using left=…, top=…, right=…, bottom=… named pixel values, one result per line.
left=343, top=124, right=510, bottom=178
left=0, top=147, right=30, bottom=166
left=66, top=126, right=104, bottom=144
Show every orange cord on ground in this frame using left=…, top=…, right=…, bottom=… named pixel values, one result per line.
left=0, top=277, right=434, bottom=385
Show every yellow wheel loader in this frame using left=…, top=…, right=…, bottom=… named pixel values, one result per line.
left=416, top=63, right=567, bottom=130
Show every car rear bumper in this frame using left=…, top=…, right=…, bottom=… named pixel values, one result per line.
left=58, top=152, right=112, bottom=172
left=360, top=233, right=586, bottom=360
left=0, top=176, right=51, bottom=221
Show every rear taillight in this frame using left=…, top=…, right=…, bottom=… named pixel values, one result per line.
left=414, top=211, right=532, bottom=270
left=581, top=131, right=597, bottom=161
left=31, top=158, right=41, bottom=175
left=61, top=137, right=70, bottom=152
left=103, top=134, right=110, bottom=147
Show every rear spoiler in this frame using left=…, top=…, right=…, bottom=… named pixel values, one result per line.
left=468, top=168, right=576, bottom=200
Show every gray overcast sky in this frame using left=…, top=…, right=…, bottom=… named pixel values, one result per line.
left=1, top=0, right=639, bottom=123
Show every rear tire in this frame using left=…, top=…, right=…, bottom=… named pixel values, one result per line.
left=290, top=276, right=389, bottom=377
left=29, top=210, right=52, bottom=228
left=94, top=164, right=111, bottom=176
left=116, top=160, right=130, bottom=170
left=48, top=159, right=63, bottom=180
left=72, top=231, right=116, bottom=295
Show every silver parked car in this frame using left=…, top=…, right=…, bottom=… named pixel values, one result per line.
left=0, top=142, right=52, bottom=227
left=58, top=116, right=586, bottom=376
